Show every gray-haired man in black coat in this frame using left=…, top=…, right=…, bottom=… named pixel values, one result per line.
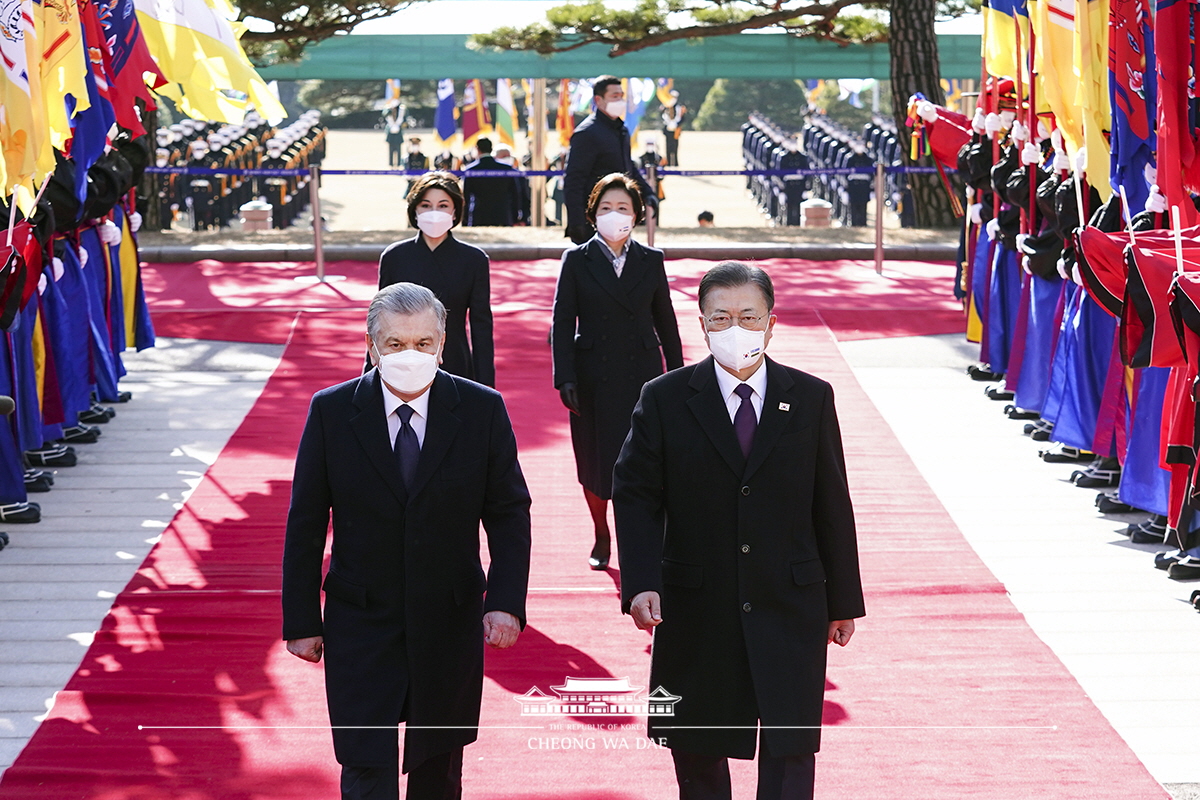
left=283, top=282, right=532, bottom=800
left=614, top=261, right=865, bottom=800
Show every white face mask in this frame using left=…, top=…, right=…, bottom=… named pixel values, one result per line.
left=416, top=209, right=454, bottom=239
left=605, top=100, right=627, bottom=119
left=595, top=210, right=633, bottom=242
left=375, top=345, right=440, bottom=394
left=706, top=325, right=766, bottom=372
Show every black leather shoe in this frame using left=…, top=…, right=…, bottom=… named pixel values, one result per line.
left=1040, top=445, right=1093, bottom=463
left=1155, top=550, right=1185, bottom=570
left=589, top=540, right=611, bottom=571
left=78, top=406, right=111, bottom=424
left=23, top=476, right=52, bottom=493
left=985, top=384, right=1015, bottom=401
left=967, top=365, right=1004, bottom=382
left=0, top=502, right=40, bottom=523
left=1190, top=590, right=1200, bottom=610
left=25, top=444, right=76, bottom=467
left=60, top=424, right=101, bottom=444
left=1071, top=458, right=1121, bottom=488
left=1127, top=515, right=1168, bottom=544
left=0, top=531, right=8, bottom=551
left=1167, top=556, right=1200, bottom=580
left=1096, top=492, right=1136, bottom=514
left=1005, top=406, right=1040, bottom=420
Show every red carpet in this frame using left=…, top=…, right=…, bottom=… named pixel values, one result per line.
left=0, top=257, right=1167, bottom=799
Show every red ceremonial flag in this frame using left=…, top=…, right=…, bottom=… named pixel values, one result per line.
left=460, top=79, right=493, bottom=149
left=1154, top=0, right=1200, bottom=225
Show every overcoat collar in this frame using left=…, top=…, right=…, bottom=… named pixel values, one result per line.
left=350, top=369, right=463, bottom=504
left=686, top=355, right=797, bottom=480
left=584, top=237, right=646, bottom=311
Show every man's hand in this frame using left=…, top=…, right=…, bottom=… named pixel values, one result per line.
left=483, top=611, right=521, bottom=649
left=287, top=636, right=324, bottom=662
left=828, top=619, right=855, bottom=647
left=629, top=591, right=662, bottom=631
left=558, top=383, right=581, bottom=415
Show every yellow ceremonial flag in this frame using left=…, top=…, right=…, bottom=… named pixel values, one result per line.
left=1074, top=0, right=1111, bottom=198
left=1, top=0, right=54, bottom=208
left=133, top=0, right=286, bottom=123
left=982, top=0, right=1031, bottom=82
left=37, top=0, right=90, bottom=151
left=1031, top=0, right=1084, bottom=155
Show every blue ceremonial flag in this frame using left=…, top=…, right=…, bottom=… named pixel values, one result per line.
left=435, top=79, right=457, bottom=147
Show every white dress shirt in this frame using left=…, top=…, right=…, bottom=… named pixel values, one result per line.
left=713, top=357, right=767, bottom=423
left=381, top=382, right=431, bottom=448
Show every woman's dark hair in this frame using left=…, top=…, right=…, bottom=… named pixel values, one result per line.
left=585, top=173, right=644, bottom=226
left=406, top=171, right=464, bottom=227
left=698, top=261, right=775, bottom=312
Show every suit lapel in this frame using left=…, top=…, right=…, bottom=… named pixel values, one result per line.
left=743, top=357, right=797, bottom=481
left=585, top=239, right=636, bottom=311
left=407, top=371, right=462, bottom=499
left=686, top=357, right=744, bottom=477
left=350, top=370, right=408, bottom=505
left=618, top=240, right=648, bottom=291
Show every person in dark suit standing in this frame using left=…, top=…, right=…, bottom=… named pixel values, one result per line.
left=462, top=137, right=522, bottom=227
left=378, top=172, right=495, bottom=387
left=563, top=75, right=659, bottom=245
left=552, top=173, right=683, bottom=571
left=283, top=282, right=532, bottom=800
left=613, top=261, right=865, bottom=800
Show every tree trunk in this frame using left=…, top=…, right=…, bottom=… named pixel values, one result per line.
left=889, top=0, right=957, bottom=228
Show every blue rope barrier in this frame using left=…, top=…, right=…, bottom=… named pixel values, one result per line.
left=144, top=165, right=955, bottom=178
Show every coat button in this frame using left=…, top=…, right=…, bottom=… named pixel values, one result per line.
left=742, top=602, right=752, bottom=612
left=741, top=544, right=750, bottom=554
left=741, top=486, right=750, bottom=496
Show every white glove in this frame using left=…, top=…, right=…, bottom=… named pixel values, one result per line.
left=128, top=212, right=142, bottom=233
left=1036, top=120, right=1051, bottom=142
left=917, top=101, right=938, bottom=123
left=1051, top=129, right=1064, bottom=152
left=1144, top=164, right=1158, bottom=186
left=1074, top=146, right=1088, bottom=175
left=98, top=220, right=121, bottom=246
left=1011, top=121, right=1028, bottom=143
left=52, top=257, right=64, bottom=282
left=1057, top=257, right=1070, bottom=281
left=1021, top=255, right=1033, bottom=275
left=985, top=112, right=1002, bottom=136
left=1016, top=233, right=1031, bottom=253
left=1054, top=151, right=1071, bottom=172
left=986, top=218, right=1001, bottom=239
left=972, top=109, right=987, bottom=134
left=1146, top=184, right=1168, bottom=213
left=1072, top=262, right=1084, bottom=286
left=37, top=272, right=47, bottom=295
left=1021, top=142, right=1041, bottom=165
left=969, top=203, right=983, bottom=225
left=78, top=247, right=88, bottom=269
left=1000, top=110, right=1016, bottom=129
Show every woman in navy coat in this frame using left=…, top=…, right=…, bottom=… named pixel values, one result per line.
left=378, top=171, right=495, bottom=386
left=551, top=173, right=684, bottom=570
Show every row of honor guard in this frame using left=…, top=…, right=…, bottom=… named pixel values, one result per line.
left=153, top=110, right=327, bottom=232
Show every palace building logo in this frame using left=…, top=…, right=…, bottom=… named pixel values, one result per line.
left=514, top=677, right=681, bottom=717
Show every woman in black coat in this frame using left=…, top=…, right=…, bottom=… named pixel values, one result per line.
left=551, top=173, right=684, bottom=570
left=378, top=171, right=494, bottom=386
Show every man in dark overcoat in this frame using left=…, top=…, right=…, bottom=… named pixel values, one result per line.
left=613, top=261, right=865, bottom=800
left=462, top=137, right=523, bottom=227
left=282, top=282, right=532, bottom=800
left=563, top=75, right=659, bottom=244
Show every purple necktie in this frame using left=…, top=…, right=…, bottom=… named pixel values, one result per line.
left=733, top=383, right=757, bottom=459
left=395, top=405, right=420, bottom=489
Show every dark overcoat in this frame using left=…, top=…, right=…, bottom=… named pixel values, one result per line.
left=551, top=237, right=683, bottom=498
left=281, top=369, right=531, bottom=773
left=378, top=235, right=495, bottom=386
left=613, top=357, right=865, bottom=759
left=462, top=156, right=525, bottom=227
left=563, top=112, right=658, bottom=230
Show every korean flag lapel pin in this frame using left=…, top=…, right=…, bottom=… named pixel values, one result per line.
left=778, top=402, right=790, bottom=412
